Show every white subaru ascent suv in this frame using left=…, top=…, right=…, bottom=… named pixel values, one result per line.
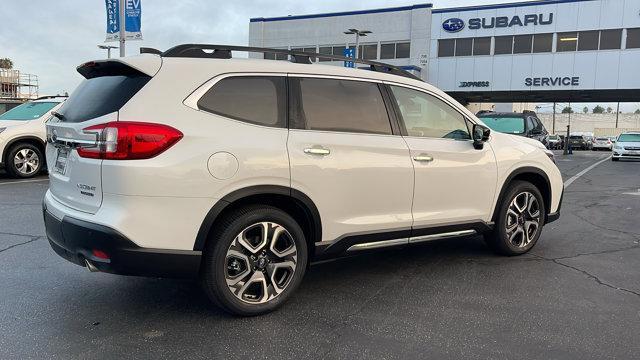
left=43, top=45, right=563, bottom=316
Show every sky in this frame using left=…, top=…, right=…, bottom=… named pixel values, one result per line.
left=1, top=0, right=638, bottom=113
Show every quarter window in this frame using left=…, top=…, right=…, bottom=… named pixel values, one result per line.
left=390, top=86, right=470, bottom=140
left=197, top=76, right=286, bottom=128
left=295, top=78, right=392, bottom=135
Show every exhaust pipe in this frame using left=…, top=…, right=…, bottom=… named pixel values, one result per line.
left=84, top=259, right=100, bottom=272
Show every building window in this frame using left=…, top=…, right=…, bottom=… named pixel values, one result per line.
left=599, top=29, right=622, bottom=50
left=473, top=37, right=491, bottom=56
left=318, top=46, right=332, bottom=62
left=557, top=32, right=578, bottom=52
left=533, top=33, right=553, bottom=53
left=350, top=44, right=378, bottom=60
left=627, top=28, right=640, bottom=49
left=332, top=45, right=346, bottom=57
left=513, top=35, right=533, bottom=54
left=494, top=36, right=513, bottom=55
left=455, top=38, right=473, bottom=56
left=380, top=43, right=395, bottom=59
left=578, top=31, right=599, bottom=51
left=396, top=42, right=411, bottom=58
left=438, top=39, right=455, bottom=57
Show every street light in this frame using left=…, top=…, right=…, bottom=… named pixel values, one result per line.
left=98, top=44, right=119, bottom=59
left=344, top=28, right=372, bottom=60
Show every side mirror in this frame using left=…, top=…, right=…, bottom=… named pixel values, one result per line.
left=472, top=124, right=490, bottom=150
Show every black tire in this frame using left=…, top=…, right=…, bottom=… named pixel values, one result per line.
left=484, top=180, right=546, bottom=256
left=612, top=157, right=619, bottom=162
left=5, top=143, right=44, bottom=179
left=201, top=205, right=308, bottom=316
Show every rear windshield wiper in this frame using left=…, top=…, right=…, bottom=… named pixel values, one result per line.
left=51, top=111, right=65, bottom=121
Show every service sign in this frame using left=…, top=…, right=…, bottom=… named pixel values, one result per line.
left=105, top=0, right=143, bottom=42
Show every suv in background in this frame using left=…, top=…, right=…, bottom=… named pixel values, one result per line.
left=568, top=135, right=590, bottom=150
left=0, top=96, right=66, bottom=178
left=43, top=45, right=563, bottom=316
left=612, top=132, right=640, bottom=161
left=476, top=111, right=549, bottom=146
left=547, top=134, right=562, bottom=149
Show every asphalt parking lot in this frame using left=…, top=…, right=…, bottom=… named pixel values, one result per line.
left=1, top=151, right=638, bottom=359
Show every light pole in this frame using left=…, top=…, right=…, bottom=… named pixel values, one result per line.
left=344, top=28, right=372, bottom=60
left=98, top=45, right=119, bottom=59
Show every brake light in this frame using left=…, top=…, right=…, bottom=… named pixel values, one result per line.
left=77, top=121, right=183, bottom=160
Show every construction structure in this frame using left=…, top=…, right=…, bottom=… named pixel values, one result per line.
left=0, top=69, right=39, bottom=113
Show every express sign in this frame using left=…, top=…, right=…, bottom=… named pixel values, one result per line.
left=443, top=14, right=553, bottom=32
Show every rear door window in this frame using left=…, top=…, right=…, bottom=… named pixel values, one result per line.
left=198, top=76, right=286, bottom=128
left=291, top=78, right=392, bottom=135
left=58, top=75, right=150, bottom=123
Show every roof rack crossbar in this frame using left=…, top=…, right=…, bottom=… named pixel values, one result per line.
left=162, top=44, right=421, bottom=81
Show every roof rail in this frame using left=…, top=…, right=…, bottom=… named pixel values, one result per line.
left=140, top=47, right=162, bottom=55
left=35, top=95, right=68, bottom=100
left=162, top=44, right=422, bottom=81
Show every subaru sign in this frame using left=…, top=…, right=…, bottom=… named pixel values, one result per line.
left=442, top=18, right=465, bottom=33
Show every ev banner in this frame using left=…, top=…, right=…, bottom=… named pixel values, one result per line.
left=105, top=0, right=143, bottom=42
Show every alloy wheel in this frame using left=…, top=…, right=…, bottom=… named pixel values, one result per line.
left=13, top=148, right=40, bottom=176
left=225, top=222, right=298, bottom=304
left=505, top=192, right=541, bottom=248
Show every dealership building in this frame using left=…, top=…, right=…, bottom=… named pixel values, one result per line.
left=249, top=0, right=640, bottom=108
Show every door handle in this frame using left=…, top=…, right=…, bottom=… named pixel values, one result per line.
left=304, top=147, right=330, bottom=156
left=413, top=154, right=434, bottom=162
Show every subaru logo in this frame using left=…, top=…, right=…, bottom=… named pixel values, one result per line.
left=443, top=18, right=465, bottom=32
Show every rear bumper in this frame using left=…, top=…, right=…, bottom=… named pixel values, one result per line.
left=43, top=204, right=202, bottom=278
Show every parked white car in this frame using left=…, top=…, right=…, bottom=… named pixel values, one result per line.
left=612, top=132, right=640, bottom=161
left=0, top=96, right=66, bottom=178
left=592, top=137, right=613, bottom=151
left=43, top=45, right=563, bottom=315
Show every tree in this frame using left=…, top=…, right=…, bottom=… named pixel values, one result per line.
left=593, top=105, right=605, bottom=114
left=635, top=109, right=640, bottom=114
left=561, top=106, right=574, bottom=114
left=606, top=107, right=613, bottom=113
left=582, top=106, right=589, bottom=114
left=0, top=58, right=13, bottom=69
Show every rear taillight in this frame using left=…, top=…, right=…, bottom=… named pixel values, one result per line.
left=77, top=121, right=183, bottom=160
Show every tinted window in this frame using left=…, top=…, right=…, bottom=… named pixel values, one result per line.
left=513, top=35, right=533, bottom=54
left=58, top=75, right=150, bottom=123
left=0, top=101, right=59, bottom=121
left=380, top=43, right=395, bottom=59
left=557, top=32, right=578, bottom=52
left=396, top=42, right=411, bottom=58
left=578, top=31, right=599, bottom=51
left=494, top=36, right=513, bottom=55
left=533, top=33, right=553, bottom=53
left=296, top=78, right=391, bottom=135
left=600, top=29, right=622, bottom=50
left=390, top=86, right=470, bottom=140
left=438, top=39, right=455, bottom=57
left=627, top=28, right=640, bottom=49
left=473, top=37, right=491, bottom=55
left=198, top=76, right=286, bottom=127
left=479, top=116, right=525, bottom=134
left=455, top=38, right=473, bottom=56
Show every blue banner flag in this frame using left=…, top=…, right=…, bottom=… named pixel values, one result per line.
left=105, top=0, right=142, bottom=42
left=343, top=48, right=355, bottom=68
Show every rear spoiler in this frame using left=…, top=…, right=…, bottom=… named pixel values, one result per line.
left=76, top=55, right=162, bottom=79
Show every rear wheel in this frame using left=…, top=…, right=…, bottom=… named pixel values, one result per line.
left=485, top=181, right=545, bottom=256
left=5, top=143, right=43, bottom=178
left=201, top=205, right=308, bottom=316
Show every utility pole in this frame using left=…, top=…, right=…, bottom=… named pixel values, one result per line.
left=552, top=102, right=556, bottom=133
left=615, top=101, right=620, bottom=128
left=119, top=0, right=126, bottom=57
left=563, top=102, right=571, bottom=155
left=344, top=29, right=372, bottom=60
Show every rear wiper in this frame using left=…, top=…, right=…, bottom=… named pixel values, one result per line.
left=51, top=111, right=65, bottom=121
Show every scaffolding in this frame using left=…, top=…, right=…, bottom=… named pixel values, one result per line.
left=0, top=69, right=39, bottom=100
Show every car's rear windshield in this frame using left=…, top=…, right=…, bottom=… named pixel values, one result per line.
left=596, top=137, right=609, bottom=141
left=478, top=116, right=525, bottom=134
left=0, top=101, right=59, bottom=121
left=618, top=134, right=640, bottom=142
left=57, top=74, right=150, bottom=123
left=570, top=135, right=583, bottom=139
left=548, top=135, right=558, bottom=139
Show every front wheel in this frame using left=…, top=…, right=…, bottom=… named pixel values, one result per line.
left=484, top=181, right=545, bottom=256
left=5, top=143, right=44, bottom=178
left=201, top=205, right=308, bottom=316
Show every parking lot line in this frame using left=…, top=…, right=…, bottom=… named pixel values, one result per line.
left=564, top=155, right=611, bottom=188
left=0, top=178, right=49, bottom=186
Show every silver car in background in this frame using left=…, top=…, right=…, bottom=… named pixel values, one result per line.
left=612, top=132, right=640, bottom=161
left=592, top=137, right=613, bottom=151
